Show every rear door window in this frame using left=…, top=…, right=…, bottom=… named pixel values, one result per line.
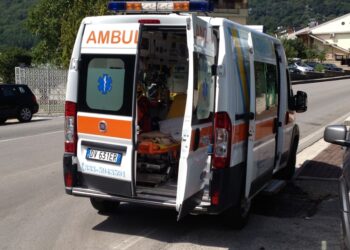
left=79, top=55, right=135, bottom=116
left=86, top=58, right=125, bottom=111
left=193, top=53, right=215, bottom=122
left=17, top=86, right=28, bottom=94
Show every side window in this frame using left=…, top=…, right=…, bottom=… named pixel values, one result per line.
left=2, top=86, right=17, bottom=97
left=193, top=53, right=215, bottom=123
left=255, top=62, right=278, bottom=117
left=252, top=33, right=278, bottom=118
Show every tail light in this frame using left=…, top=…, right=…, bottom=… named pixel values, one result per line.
left=64, top=172, right=73, bottom=188
left=138, top=19, right=160, bottom=24
left=65, top=101, right=77, bottom=154
left=32, top=95, right=37, bottom=104
left=211, top=191, right=220, bottom=205
left=213, top=112, right=232, bottom=169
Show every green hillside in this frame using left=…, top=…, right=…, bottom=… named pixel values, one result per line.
left=0, top=0, right=38, bottom=49
left=1, top=0, right=350, bottom=49
left=248, top=0, right=350, bottom=33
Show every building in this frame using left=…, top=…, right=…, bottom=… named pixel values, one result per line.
left=288, top=13, right=350, bottom=60
left=211, top=0, right=248, bottom=24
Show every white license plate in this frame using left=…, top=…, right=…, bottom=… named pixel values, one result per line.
left=86, top=148, right=122, bottom=165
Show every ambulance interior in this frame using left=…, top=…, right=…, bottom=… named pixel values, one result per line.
left=135, top=27, right=188, bottom=200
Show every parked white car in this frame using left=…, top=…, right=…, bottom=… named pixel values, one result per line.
left=293, top=62, right=314, bottom=73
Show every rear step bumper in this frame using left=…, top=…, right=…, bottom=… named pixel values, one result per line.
left=72, top=187, right=212, bottom=212
left=72, top=187, right=177, bottom=208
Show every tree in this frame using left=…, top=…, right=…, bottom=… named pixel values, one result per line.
left=248, top=0, right=350, bottom=34
left=317, top=49, right=327, bottom=62
left=27, top=0, right=109, bottom=68
left=282, top=39, right=298, bottom=59
left=27, top=0, right=74, bottom=66
left=0, top=48, right=32, bottom=83
left=305, top=47, right=318, bottom=61
left=281, top=38, right=307, bottom=60
left=60, top=0, right=109, bottom=68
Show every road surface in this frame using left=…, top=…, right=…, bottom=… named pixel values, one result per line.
left=294, top=78, right=350, bottom=149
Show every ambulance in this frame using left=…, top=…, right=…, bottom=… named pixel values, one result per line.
left=63, top=0, right=307, bottom=228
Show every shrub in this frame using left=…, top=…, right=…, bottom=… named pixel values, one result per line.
left=314, top=63, right=324, bottom=72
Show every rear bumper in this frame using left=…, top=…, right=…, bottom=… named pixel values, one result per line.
left=63, top=153, right=177, bottom=209
left=72, top=187, right=177, bottom=208
left=32, top=104, right=39, bottom=114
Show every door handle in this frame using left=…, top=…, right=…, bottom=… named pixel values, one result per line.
left=273, top=118, right=282, bottom=133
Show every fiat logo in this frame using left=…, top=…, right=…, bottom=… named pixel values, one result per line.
left=99, top=121, right=107, bottom=133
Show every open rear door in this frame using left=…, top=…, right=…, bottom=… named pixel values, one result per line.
left=76, top=23, right=141, bottom=197
left=176, top=15, right=216, bottom=220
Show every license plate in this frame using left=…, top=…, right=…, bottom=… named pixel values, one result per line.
left=86, top=148, right=122, bottom=165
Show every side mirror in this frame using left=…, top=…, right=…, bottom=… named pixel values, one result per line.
left=324, top=125, right=350, bottom=147
left=294, top=91, right=307, bottom=113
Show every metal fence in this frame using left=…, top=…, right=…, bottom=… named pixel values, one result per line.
left=15, top=67, right=67, bottom=115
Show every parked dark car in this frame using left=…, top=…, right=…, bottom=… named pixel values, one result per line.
left=305, top=61, right=318, bottom=69
left=0, top=84, right=39, bottom=123
left=324, top=124, right=350, bottom=249
left=323, top=63, right=343, bottom=72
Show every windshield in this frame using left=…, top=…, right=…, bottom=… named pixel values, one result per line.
left=296, top=62, right=309, bottom=67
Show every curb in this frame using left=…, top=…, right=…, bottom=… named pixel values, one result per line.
left=292, top=75, right=350, bottom=84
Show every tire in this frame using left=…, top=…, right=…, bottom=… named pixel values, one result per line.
left=18, top=107, right=32, bottom=122
left=223, top=197, right=251, bottom=229
left=90, top=198, right=120, bottom=214
left=275, top=137, right=299, bottom=180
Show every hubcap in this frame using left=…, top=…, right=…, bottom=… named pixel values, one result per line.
left=21, top=108, right=31, bottom=120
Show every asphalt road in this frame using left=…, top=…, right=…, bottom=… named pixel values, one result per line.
left=294, top=78, right=350, bottom=149
left=0, top=77, right=348, bottom=250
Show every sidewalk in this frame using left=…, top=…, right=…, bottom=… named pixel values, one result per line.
left=296, top=141, right=343, bottom=180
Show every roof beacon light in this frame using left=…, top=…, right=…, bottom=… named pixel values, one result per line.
left=108, top=1, right=213, bottom=13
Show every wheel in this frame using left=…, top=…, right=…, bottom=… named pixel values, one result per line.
left=18, top=107, right=32, bottom=122
left=275, top=137, right=299, bottom=180
left=90, top=198, right=120, bottom=214
left=223, top=197, right=251, bottom=229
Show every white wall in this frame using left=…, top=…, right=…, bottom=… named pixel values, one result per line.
left=312, top=14, right=350, bottom=35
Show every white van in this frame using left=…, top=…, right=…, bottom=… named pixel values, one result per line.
left=63, top=1, right=307, bottom=228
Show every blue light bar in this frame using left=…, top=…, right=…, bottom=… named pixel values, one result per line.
left=190, top=0, right=214, bottom=12
left=108, top=1, right=214, bottom=13
left=108, top=2, right=126, bottom=11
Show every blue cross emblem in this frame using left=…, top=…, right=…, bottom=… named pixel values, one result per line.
left=98, top=74, right=112, bottom=95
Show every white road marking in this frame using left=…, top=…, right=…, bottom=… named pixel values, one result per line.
left=0, top=130, right=62, bottom=143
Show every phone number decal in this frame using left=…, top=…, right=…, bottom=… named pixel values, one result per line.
left=81, top=163, right=126, bottom=178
